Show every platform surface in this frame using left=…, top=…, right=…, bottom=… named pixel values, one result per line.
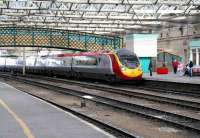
left=0, top=82, right=114, bottom=138
left=143, top=72, right=200, bottom=84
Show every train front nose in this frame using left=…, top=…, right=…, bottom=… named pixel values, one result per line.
left=114, top=48, right=143, bottom=80
left=121, top=66, right=143, bottom=79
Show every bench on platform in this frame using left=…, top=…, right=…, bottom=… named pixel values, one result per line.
left=193, top=66, right=200, bottom=75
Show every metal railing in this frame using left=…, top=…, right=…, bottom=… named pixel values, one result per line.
left=0, top=27, right=123, bottom=51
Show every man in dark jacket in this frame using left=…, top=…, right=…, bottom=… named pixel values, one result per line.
left=149, top=60, right=153, bottom=76
left=189, top=61, right=193, bottom=77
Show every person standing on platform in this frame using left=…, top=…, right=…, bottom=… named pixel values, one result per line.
left=148, top=59, right=153, bottom=76
left=172, top=59, right=178, bottom=74
left=177, top=62, right=184, bottom=76
left=189, top=60, right=193, bottom=77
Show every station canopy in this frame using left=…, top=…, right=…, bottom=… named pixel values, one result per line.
left=0, top=0, right=200, bottom=35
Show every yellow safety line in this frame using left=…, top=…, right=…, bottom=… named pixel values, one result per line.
left=0, top=99, right=35, bottom=138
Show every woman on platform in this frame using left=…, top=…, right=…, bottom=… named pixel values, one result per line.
left=172, top=59, right=179, bottom=74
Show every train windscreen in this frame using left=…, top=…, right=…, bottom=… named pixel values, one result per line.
left=117, top=49, right=139, bottom=69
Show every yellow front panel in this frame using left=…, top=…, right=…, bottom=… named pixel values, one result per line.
left=114, top=54, right=143, bottom=78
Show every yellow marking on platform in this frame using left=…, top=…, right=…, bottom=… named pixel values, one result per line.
left=0, top=99, right=35, bottom=138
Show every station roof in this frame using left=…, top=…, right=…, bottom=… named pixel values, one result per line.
left=0, top=0, right=200, bottom=35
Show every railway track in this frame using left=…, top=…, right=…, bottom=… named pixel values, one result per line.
left=135, top=80, right=200, bottom=98
left=25, top=91, right=138, bottom=138
left=1, top=73, right=200, bottom=134
left=15, top=73, right=200, bottom=111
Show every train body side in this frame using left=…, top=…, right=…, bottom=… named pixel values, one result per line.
left=0, top=53, right=116, bottom=80
left=0, top=49, right=143, bottom=81
left=70, top=53, right=114, bottom=79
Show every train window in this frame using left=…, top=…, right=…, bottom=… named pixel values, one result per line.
left=192, top=49, right=196, bottom=65
left=118, top=54, right=139, bottom=69
left=74, top=56, right=98, bottom=66
left=98, top=57, right=101, bottom=63
left=119, top=55, right=138, bottom=61
left=62, top=57, right=72, bottom=66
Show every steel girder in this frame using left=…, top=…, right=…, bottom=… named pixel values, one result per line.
left=0, top=0, right=200, bottom=34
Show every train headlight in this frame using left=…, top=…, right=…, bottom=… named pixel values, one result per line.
left=121, top=66, right=126, bottom=71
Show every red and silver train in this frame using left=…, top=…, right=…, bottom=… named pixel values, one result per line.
left=0, top=48, right=143, bottom=81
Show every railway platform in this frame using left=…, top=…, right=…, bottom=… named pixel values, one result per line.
left=143, top=72, right=200, bottom=85
left=0, top=82, right=114, bottom=138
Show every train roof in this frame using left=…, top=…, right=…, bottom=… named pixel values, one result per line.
left=56, top=50, right=113, bottom=57
left=55, top=48, right=135, bottom=58
left=116, top=48, right=138, bottom=58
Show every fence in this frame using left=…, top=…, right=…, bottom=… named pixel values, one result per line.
left=0, top=27, right=123, bottom=51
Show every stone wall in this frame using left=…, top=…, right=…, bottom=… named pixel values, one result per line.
left=157, top=24, right=200, bottom=64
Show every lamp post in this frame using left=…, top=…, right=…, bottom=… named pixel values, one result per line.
left=22, top=47, right=26, bottom=76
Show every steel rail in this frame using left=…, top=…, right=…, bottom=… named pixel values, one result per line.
left=137, top=80, right=200, bottom=98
